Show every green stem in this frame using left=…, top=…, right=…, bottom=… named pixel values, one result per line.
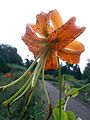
left=58, top=58, right=62, bottom=120
left=42, top=53, right=50, bottom=104
left=70, top=83, right=90, bottom=97
left=31, top=58, right=41, bottom=87
left=1, top=53, right=40, bottom=91
left=22, top=47, right=49, bottom=119
left=27, top=63, right=42, bottom=106
left=22, top=63, right=43, bottom=119
left=0, top=47, right=48, bottom=91
left=41, top=47, right=52, bottom=120
left=22, top=55, right=45, bottom=107
left=11, top=79, right=32, bottom=104
left=31, top=45, right=49, bottom=87
left=64, top=82, right=90, bottom=111
left=64, top=96, right=70, bottom=111
left=78, top=83, right=90, bottom=91
left=3, top=73, right=33, bottom=106
left=42, top=66, right=50, bottom=104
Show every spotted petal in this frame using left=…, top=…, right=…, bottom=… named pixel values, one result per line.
left=36, top=12, right=52, bottom=36
left=22, top=24, right=44, bottom=58
left=65, top=40, right=85, bottom=51
left=47, top=17, right=85, bottom=50
left=49, top=9, right=63, bottom=30
left=57, top=40, right=85, bottom=64
left=45, top=51, right=58, bottom=70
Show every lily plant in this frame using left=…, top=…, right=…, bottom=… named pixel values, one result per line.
left=0, top=9, right=89, bottom=120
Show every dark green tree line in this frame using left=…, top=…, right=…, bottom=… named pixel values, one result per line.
left=0, top=44, right=23, bottom=73
left=61, top=62, right=82, bottom=80
left=83, top=59, right=90, bottom=82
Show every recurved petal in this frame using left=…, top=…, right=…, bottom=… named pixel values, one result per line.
left=58, top=17, right=86, bottom=49
left=49, top=9, right=63, bottom=30
left=57, top=41, right=85, bottom=64
left=66, top=40, right=85, bottom=51
left=45, top=52, right=58, bottom=70
left=36, top=12, right=52, bottom=36
left=23, top=24, right=44, bottom=42
left=22, top=24, right=44, bottom=58
left=48, top=17, right=85, bottom=50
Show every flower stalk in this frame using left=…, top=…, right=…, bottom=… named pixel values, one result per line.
left=42, top=50, right=51, bottom=104
left=22, top=50, right=48, bottom=119
left=42, top=65, right=50, bottom=104
left=58, top=58, right=62, bottom=120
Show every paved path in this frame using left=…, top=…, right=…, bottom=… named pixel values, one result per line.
left=45, top=81, right=90, bottom=120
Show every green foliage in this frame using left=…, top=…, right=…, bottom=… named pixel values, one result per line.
left=63, top=74, right=75, bottom=82
left=40, top=62, right=82, bottom=81
left=61, top=63, right=82, bottom=80
left=45, top=69, right=58, bottom=77
left=25, top=83, right=46, bottom=120
left=53, top=108, right=68, bottom=120
left=0, top=61, right=11, bottom=73
left=24, top=59, right=37, bottom=72
left=79, top=83, right=90, bottom=104
left=53, top=102, right=76, bottom=120
left=7, top=64, right=26, bottom=71
left=66, top=88, right=79, bottom=97
left=0, top=44, right=23, bottom=73
left=65, top=83, right=70, bottom=90
left=39, top=74, right=54, bottom=81
left=44, top=74, right=54, bottom=80
left=66, top=111, right=76, bottom=120
left=83, top=59, right=90, bottom=82
left=0, top=72, right=46, bottom=120
left=71, top=80, right=82, bottom=88
left=70, top=79, right=90, bottom=104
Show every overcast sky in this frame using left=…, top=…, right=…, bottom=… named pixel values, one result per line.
left=0, top=0, right=89, bottom=71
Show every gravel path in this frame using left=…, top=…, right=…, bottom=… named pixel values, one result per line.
left=45, top=81, right=90, bottom=120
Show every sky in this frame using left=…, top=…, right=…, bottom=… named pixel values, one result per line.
left=0, top=0, right=89, bottom=72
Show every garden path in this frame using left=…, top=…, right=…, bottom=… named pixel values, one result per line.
left=45, top=81, right=90, bottom=120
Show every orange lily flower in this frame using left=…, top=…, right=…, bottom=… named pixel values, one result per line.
left=22, top=9, right=85, bottom=70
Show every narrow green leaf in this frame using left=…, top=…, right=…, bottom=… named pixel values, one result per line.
left=67, top=111, right=76, bottom=120
left=53, top=108, right=68, bottom=120
left=67, top=88, right=79, bottom=97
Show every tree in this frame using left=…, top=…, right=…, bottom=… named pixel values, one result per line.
left=73, top=64, right=82, bottom=80
left=61, top=62, right=82, bottom=80
left=0, top=58, right=10, bottom=73
left=24, top=59, right=37, bottom=71
left=0, top=44, right=23, bottom=73
left=0, top=44, right=23, bottom=64
left=83, top=59, right=90, bottom=82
